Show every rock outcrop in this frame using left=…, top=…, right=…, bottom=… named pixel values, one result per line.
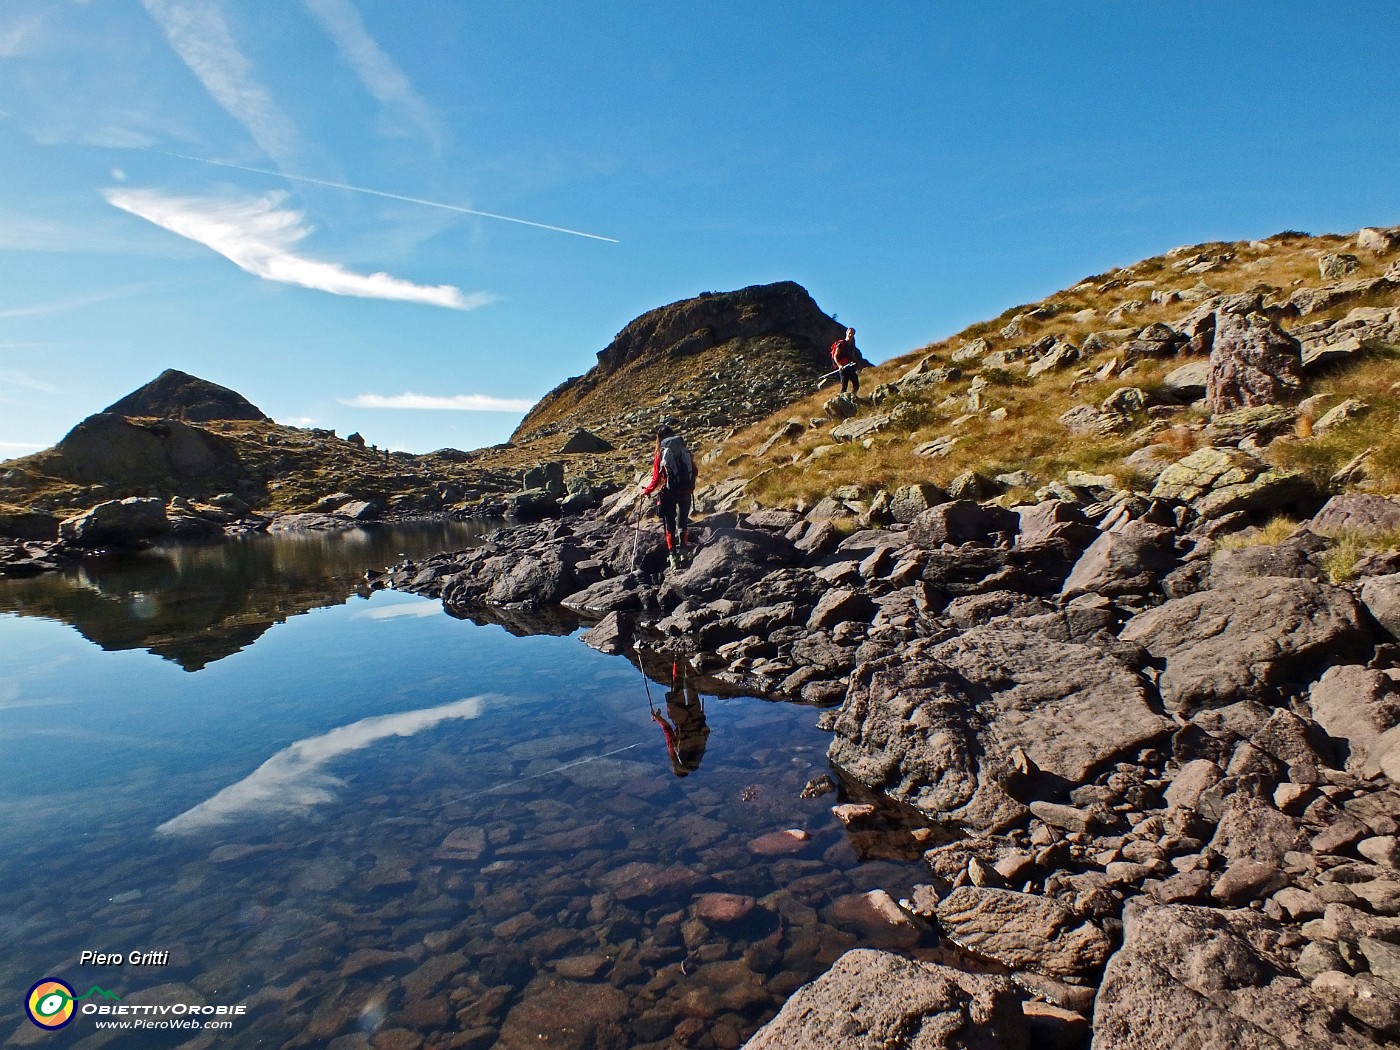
left=103, top=368, right=269, bottom=422
left=512, top=282, right=851, bottom=451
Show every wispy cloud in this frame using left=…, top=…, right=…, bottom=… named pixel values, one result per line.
left=0, top=11, right=44, bottom=57
left=0, top=371, right=59, bottom=395
left=156, top=695, right=489, bottom=834
left=105, top=187, right=488, bottom=309
left=341, top=392, right=534, bottom=412
left=0, top=283, right=164, bottom=320
left=140, top=0, right=302, bottom=165
left=302, top=0, right=445, bottom=151
left=0, top=440, right=45, bottom=451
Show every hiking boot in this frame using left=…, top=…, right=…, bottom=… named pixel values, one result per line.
left=667, top=551, right=682, bottom=571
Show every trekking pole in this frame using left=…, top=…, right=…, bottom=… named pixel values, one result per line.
left=816, top=368, right=841, bottom=388
left=635, top=646, right=657, bottom=714
left=630, top=493, right=645, bottom=569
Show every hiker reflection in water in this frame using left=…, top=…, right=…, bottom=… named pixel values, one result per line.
left=651, top=660, right=710, bottom=777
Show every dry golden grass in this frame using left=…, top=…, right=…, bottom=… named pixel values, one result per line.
left=1214, top=515, right=1302, bottom=551
left=712, top=227, right=1400, bottom=510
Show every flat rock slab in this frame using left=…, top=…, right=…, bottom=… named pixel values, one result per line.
left=936, top=887, right=1112, bottom=977
left=826, top=650, right=1027, bottom=833
left=1119, top=578, right=1371, bottom=713
left=741, top=948, right=1027, bottom=1050
left=1093, top=902, right=1375, bottom=1050
left=929, top=625, right=1171, bottom=783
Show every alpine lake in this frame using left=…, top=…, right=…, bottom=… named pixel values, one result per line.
left=0, top=522, right=943, bottom=1050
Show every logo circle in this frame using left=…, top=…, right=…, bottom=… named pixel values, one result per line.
left=26, top=979, right=76, bottom=1029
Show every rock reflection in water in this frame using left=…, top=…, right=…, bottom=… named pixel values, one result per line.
left=0, top=577, right=942, bottom=1049
left=0, top=521, right=490, bottom=669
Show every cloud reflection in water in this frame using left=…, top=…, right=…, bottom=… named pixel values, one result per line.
left=156, top=695, right=489, bottom=835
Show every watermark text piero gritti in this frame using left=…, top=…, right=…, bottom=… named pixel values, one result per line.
left=79, top=949, right=169, bottom=966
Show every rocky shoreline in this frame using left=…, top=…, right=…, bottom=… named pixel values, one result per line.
left=370, top=485, right=1400, bottom=1048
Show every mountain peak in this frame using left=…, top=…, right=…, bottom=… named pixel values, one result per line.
left=104, top=369, right=269, bottom=423
left=511, top=281, right=851, bottom=450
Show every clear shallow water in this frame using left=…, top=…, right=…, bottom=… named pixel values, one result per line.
left=0, top=527, right=932, bottom=1049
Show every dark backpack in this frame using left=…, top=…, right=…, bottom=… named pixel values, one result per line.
left=660, top=435, right=696, bottom=492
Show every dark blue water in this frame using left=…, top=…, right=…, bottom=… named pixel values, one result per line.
left=0, top=526, right=932, bottom=1049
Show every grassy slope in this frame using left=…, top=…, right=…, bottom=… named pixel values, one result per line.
left=702, top=230, right=1400, bottom=508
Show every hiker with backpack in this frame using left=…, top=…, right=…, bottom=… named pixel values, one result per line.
left=831, top=327, right=860, bottom=396
left=641, top=421, right=697, bottom=570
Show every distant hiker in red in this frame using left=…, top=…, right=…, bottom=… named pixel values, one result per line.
left=831, top=327, right=860, bottom=395
left=642, top=421, right=697, bottom=570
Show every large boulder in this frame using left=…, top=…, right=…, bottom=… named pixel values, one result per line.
left=1360, top=574, right=1400, bottom=639
left=1093, top=902, right=1373, bottom=1050
left=45, top=413, right=241, bottom=490
left=911, top=501, right=1018, bottom=547
left=929, top=624, right=1170, bottom=784
left=1161, top=359, right=1211, bottom=401
left=1060, top=520, right=1178, bottom=599
left=557, top=429, right=613, bottom=454
left=1119, top=578, right=1372, bottom=714
left=663, top=527, right=801, bottom=603
left=58, top=497, right=171, bottom=549
left=1150, top=447, right=1313, bottom=520
left=921, top=540, right=1079, bottom=597
left=1014, top=500, right=1098, bottom=549
left=826, top=651, right=1027, bottom=832
left=521, top=461, right=565, bottom=496
left=1310, top=494, right=1400, bottom=539
left=741, top=949, right=1027, bottom=1050
left=1205, top=310, right=1304, bottom=414
left=485, top=551, right=574, bottom=608
left=888, top=483, right=947, bottom=524
left=1308, top=664, right=1400, bottom=776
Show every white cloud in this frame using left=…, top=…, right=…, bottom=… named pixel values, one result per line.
left=341, top=391, right=534, bottom=412
left=353, top=602, right=443, bottom=620
left=156, top=695, right=489, bottom=834
left=302, top=0, right=445, bottom=151
left=140, top=0, right=302, bottom=164
left=0, top=440, right=44, bottom=451
left=105, top=187, right=488, bottom=309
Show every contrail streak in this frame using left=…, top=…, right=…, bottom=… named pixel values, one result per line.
left=148, top=150, right=619, bottom=243
left=458, top=742, right=643, bottom=801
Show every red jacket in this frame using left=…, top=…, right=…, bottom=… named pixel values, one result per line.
left=642, top=448, right=663, bottom=495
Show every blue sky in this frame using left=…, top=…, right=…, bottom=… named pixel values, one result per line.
left=1, top=2, right=1397, bottom=456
